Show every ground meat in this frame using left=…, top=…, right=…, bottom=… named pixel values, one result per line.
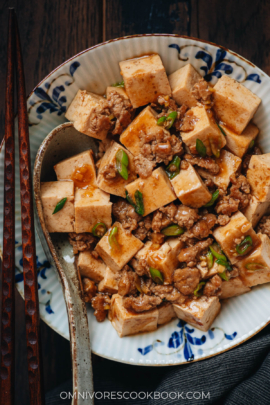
left=257, top=215, right=270, bottom=237
left=91, top=250, right=99, bottom=259
left=184, top=154, right=220, bottom=175
left=112, top=199, right=141, bottom=233
left=175, top=205, right=200, bottom=230
left=152, top=203, right=177, bottom=232
left=130, top=257, right=150, bottom=277
left=174, top=267, right=201, bottom=295
left=178, top=238, right=213, bottom=263
left=96, top=137, right=113, bottom=160
left=180, top=110, right=198, bottom=132
left=192, top=78, right=213, bottom=105
left=184, top=214, right=217, bottom=239
left=242, top=154, right=252, bottom=174
left=123, top=295, right=162, bottom=312
left=118, top=269, right=138, bottom=296
left=151, top=285, right=185, bottom=304
left=107, top=90, right=133, bottom=135
left=203, top=275, right=222, bottom=297
left=134, top=154, right=155, bottom=178
left=88, top=103, right=112, bottom=136
left=217, top=215, right=230, bottom=226
left=82, top=278, right=97, bottom=303
left=204, top=178, right=215, bottom=188
left=149, top=232, right=165, bottom=245
left=215, top=196, right=239, bottom=216
left=68, top=232, right=96, bottom=255
left=133, top=216, right=152, bottom=240
left=156, top=95, right=178, bottom=111
left=229, top=266, right=240, bottom=278
left=175, top=105, right=189, bottom=131
left=91, top=293, right=111, bottom=322
left=229, top=174, right=251, bottom=210
left=99, top=163, right=118, bottom=180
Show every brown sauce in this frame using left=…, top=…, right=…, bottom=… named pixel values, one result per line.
left=71, top=164, right=95, bottom=189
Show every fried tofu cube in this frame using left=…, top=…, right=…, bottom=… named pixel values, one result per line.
left=120, top=106, right=168, bottom=156
left=95, top=222, right=144, bottom=272
left=221, top=123, right=259, bottom=158
left=97, top=142, right=137, bottom=198
left=65, top=90, right=110, bottom=140
left=168, top=64, right=202, bottom=107
left=213, top=75, right=261, bottom=134
left=173, top=296, right=221, bottom=332
left=220, top=277, right=250, bottom=299
left=109, top=294, right=158, bottom=337
left=106, top=86, right=129, bottom=99
left=157, top=303, right=176, bottom=325
left=213, top=211, right=261, bottom=264
left=237, top=233, right=270, bottom=287
left=181, top=106, right=226, bottom=156
left=74, top=187, right=112, bottom=233
left=243, top=196, right=270, bottom=227
left=54, top=150, right=97, bottom=188
left=197, top=150, right=241, bottom=190
left=98, top=267, right=120, bottom=294
left=77, top=250, right=106, bottom=282
left=247, top=154, right=270, bottom=202
left=119, top=54, right=171, bottom=108
left=125, top=167, right=176, bottom=216
left=171, top=163, right=212, bottom=208
left=40, top=181, right=75, bottom=232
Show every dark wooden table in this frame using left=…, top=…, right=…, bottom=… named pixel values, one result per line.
left=0, top=0, right=270, bottom=403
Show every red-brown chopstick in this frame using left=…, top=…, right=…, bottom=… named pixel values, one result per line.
left=14, top=12, right=45, bottom=405
left=0, top=8, right=15, bottom=405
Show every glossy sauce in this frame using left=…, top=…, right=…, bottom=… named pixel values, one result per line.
left=71, top=164, right=95, bottom=189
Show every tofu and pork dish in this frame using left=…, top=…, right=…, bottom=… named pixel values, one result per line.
left=40, top=54, right=270, bottom=337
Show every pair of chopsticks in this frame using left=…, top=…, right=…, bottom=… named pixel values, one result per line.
left=0, top=9, right=45, bottom=405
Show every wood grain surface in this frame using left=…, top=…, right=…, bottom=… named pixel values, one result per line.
left=0, top=0, right=270, bottom=403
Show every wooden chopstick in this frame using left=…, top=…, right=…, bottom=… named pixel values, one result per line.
left=0, top=8, right=15, bottom=405
left=14, top=12, right=45, bottom=405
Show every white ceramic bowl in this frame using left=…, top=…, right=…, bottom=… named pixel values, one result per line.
left=1, top=34, right=270, bottom=366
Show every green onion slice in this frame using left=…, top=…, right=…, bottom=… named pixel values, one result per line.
left=219, top=271, right=229, bottom=281
left=216, top=258, right=233, bottom=271
left=204, top=189, right=219, bottom=207
left=196, top=139, right=207, bottom=157
left=235, top=236, right=253, bottom=256
left=249, top=140, right=255, bottom=149
left=245, top=262, right=268, bottom=271
left=209, top=244, right=227, bottom=261
left=92, top=222, right=107, bottom=238
left=125, top=190, right=144, bottom=216
left=166, top=111, right=178, bottom=129
left=149, top=267, right=164, bottom=285
left=52, top=197, right=67, bottom=214
left=161, top=224, right=185, bottom=236
left=116, top=149, right=129, bottom=180
left=108, top=226, right=120, bottom=250
left=112, top=80, right=125, bottom=88
left=209, top=137, right=221, bottom=158
left=157, top=116, right=166, bottom=126
left=194, top=281, right=206, bottom=297
left=206, top=251, right=214, bottom=269
left=165, top=155, right=181, bottom=180
left=217, top=123, right=227, bottom=137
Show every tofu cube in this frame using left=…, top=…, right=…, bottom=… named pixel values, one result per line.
left=97, top=142, right=137, bottom=198
left=65, top=90, right=110, bottom=140
left=221, top=122, right=259, bottom=158
left=95, top=222, right=144, bottom=272
left=247, top=154, right=270, bottom=202
left=120, top=106, right=169, bottom=156
left=106, top=86, right=129, bottom=100
left=213, top=211, right=261, bottom=264
left=237, top=233, right=270, bottom=287
left=220, top=277, right=250, bottom=299
left=157, top=303, right=176, bottom=325
left=77, top=250, right=106, bottom=282
left=197, top=150, right=241, bottom=190
left=98, top=267, right=120, bottom=294
left=119, top=54, right=171, bottom=108
left=197, top=260, right=226, bottom=279
left=74, top=187, right=112, bottom=233
left=243, top=195, right=270, bottom=227
left=54, top=150, right=97, bottom=188
left=173, top=296, right=221, bottom=332
left=168, top=64, right=202, bottom=107
left=40, top=181, right=75, bottom=232
left=181, top=106, right=226, bottom=156
left=125, top=167, right=176, bottom=216
left=171, top=163, right=212, bottom=208
left=109, top=294, right=158, bottom=337
left=213, top=75, right=261, bottom=134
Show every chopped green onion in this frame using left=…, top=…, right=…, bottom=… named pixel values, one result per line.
left=149, top=267, right=164, bottom=285
left=134, top=190, right=144, bottom=216
left=196, top=139, right=206, bottom=157
left=209, top=137, right=221, bottom=158
left=112, top=81, right=125, bottom=88
left=157, top=116, right=166, bottom=126
left=92, top=222, right=107, bottom=238
left=116, top=149, right=129, bottom=180
left=109, top=226, right=120, bottom=250
left=52, top=197, right=67, bottom=214
left=206, top=251, right=214, bottom=269
left=204, top=189, right=219, bottom=207
left=161, top=224, right=185, bottom=236
left=216, top=258, right=233, bottom=271
left=249, top=140, right=255, bottom=149
left=165, top=156, right=181, bottom=180
left=219, top=271, right=229, bottom=281
left=194, top=282, right=206, bottom=297
left=235, top=236, right=253, bottom=256
left=217, top=123, right=227, bottom=137
left=209, top=244, right=227, bottom=261
left=245, top=262, right=268, bottom=271
left=166, top=111, right=178, bottom=129
left=126, top=190, right=136, bottom=208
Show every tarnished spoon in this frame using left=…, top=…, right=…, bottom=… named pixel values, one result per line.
left=33, top=122, right=98, bottom=405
